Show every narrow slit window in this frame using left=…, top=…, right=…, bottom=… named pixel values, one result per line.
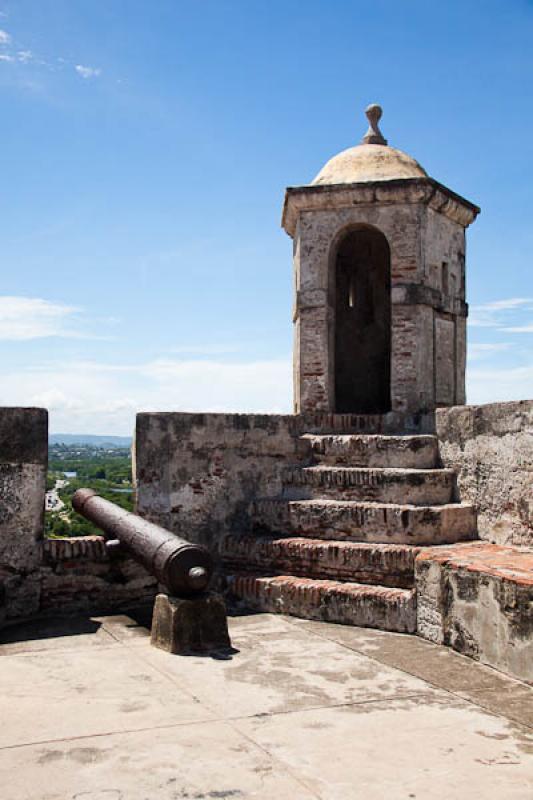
left=348, top=277, right=355, bottom=308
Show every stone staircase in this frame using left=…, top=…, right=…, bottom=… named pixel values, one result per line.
left=223, top=416, right=478, bottom=634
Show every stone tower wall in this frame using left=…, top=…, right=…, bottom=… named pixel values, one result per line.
left=290, top=184, right=470, bottom=417
left=422, top=207, right=468, bottom=406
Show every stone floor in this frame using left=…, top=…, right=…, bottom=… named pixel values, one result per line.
left=1, top=609, right=532, bottom=799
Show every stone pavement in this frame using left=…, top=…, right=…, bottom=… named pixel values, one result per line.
left=0, top=610, right=532, bottom=799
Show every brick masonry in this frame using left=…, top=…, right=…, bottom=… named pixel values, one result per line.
left=40, top=536, right=157, bottom=613
left=222, top=534, right=419, bottom=588
left=229, top=574, right=416, bottom=633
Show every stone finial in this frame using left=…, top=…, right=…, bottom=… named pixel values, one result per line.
left=362, top=104, right=388, bottom=146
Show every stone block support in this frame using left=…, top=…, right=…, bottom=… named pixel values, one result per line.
left=150, top=592, right=232, bottom=655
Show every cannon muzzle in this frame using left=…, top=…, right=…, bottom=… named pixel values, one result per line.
left=72, top=488, right=212, bottom=596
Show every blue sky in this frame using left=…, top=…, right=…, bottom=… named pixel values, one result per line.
left=1, top=0, right=532, bottom=434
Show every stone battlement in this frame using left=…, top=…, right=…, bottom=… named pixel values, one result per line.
left=1, top=401, right=532, bottom=682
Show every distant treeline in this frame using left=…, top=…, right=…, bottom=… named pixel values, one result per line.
left=49, top=434, right=132, bottom=446
left=46, top=444, right=133, bottom=538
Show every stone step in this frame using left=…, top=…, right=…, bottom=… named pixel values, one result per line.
left=282, top=466, right=454, bottom=505
left=251, top=498, right=477, bottom=545
left=227, top=573, right=417, bottom=633
left=221, top=533, right=418, bottom=588
left=303, top=433, right=438, bottom=468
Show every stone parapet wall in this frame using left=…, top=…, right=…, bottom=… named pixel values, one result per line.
left=416, top=542, right=533, bottom=683
left=0, top=407, right=158, bottom=625
left=134, top=413, right=311, bottom=555
left=2, top=401, right=533, bottom=636
left=0, top=408, right=48, bottom=622
left=436, top=400, right=533, bottom=546
left=40, top=537, right=157, bottom=613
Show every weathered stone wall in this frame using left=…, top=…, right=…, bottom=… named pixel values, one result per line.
left=134, top=402, right=533, bottom=554
left=3, top=399, right=532, bottom=632
left=284, top=180, right=475, bottom=416
left=0, top=406, right=158, bottom=624
left=41, top=537, right=157, bottom=613
left=436, top=400, right=533, bottom=546
left=416, top=543, right=533, bottom=683
left=423, top=207, right=467, bottom=405
left=134, top=413, right=310, bottom=555
left=0, top=408, right=47, bottom=622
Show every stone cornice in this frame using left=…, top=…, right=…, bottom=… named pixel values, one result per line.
left=391, top=283, right=468, bottom=317
left=281, top=177, right=480, bottom=237
left=293, top=284, right=468, bottom=321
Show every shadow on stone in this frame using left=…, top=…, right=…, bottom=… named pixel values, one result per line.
left=0, top=615, right=102, bottom=645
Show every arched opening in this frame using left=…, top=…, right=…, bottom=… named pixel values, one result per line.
left=334, top=226, right=391, bottom=413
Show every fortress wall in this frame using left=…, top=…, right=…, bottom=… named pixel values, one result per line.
left=436, top=400, right=533, bottom=547
left=2, top=401, right=532, bottom=624
left=40, top=536, right=156, bottom=613
left=0, top=407, right=156, bottom=624
left=0, top=408, right=47, bottom=622
left=134, top=404, right=533, bottom=555
left=134, top=412, right=311, bottom=557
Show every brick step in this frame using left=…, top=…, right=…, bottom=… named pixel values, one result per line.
left=227, top=573, right=417, bottom=633
left=251, top=498, right=477, bottom=545
left=303, top=433, right=438, bottom=468
left=282, top=466, right=454, bottom=505
left=221, top=534, right=418, bottom=588
left=299, top=411, right=429, bottom=435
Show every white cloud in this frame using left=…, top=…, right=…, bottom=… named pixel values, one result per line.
left=75, top=64, right=101, bottom=79
left=0, top=28, right=105, bottom=83
left=469, top=297, right=533, bottom=328
left=499, top=324, right=533, bottom=333
left=467, top=343, right=510, bottom=361
left=168, top=344, right=242, bottom=356
left=0, top=296, right=81, bottom=340
left=1, top=344, right=531, bottom=434
left=0, top=296, right=111, bottom=341
left=0, top=356, right=292, bottom=435
left=477, top=298, right=533, bottom=311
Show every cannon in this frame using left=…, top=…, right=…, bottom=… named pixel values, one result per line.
left=72, top=488, right=213, bottom=596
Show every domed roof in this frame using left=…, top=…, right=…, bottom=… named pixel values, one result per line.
left=312, top=143, right=427, bottom=185
left=311, top=104, right=427, bottom=186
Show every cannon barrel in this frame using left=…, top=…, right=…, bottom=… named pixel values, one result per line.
left=72, top=488, right=212, bottom=596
